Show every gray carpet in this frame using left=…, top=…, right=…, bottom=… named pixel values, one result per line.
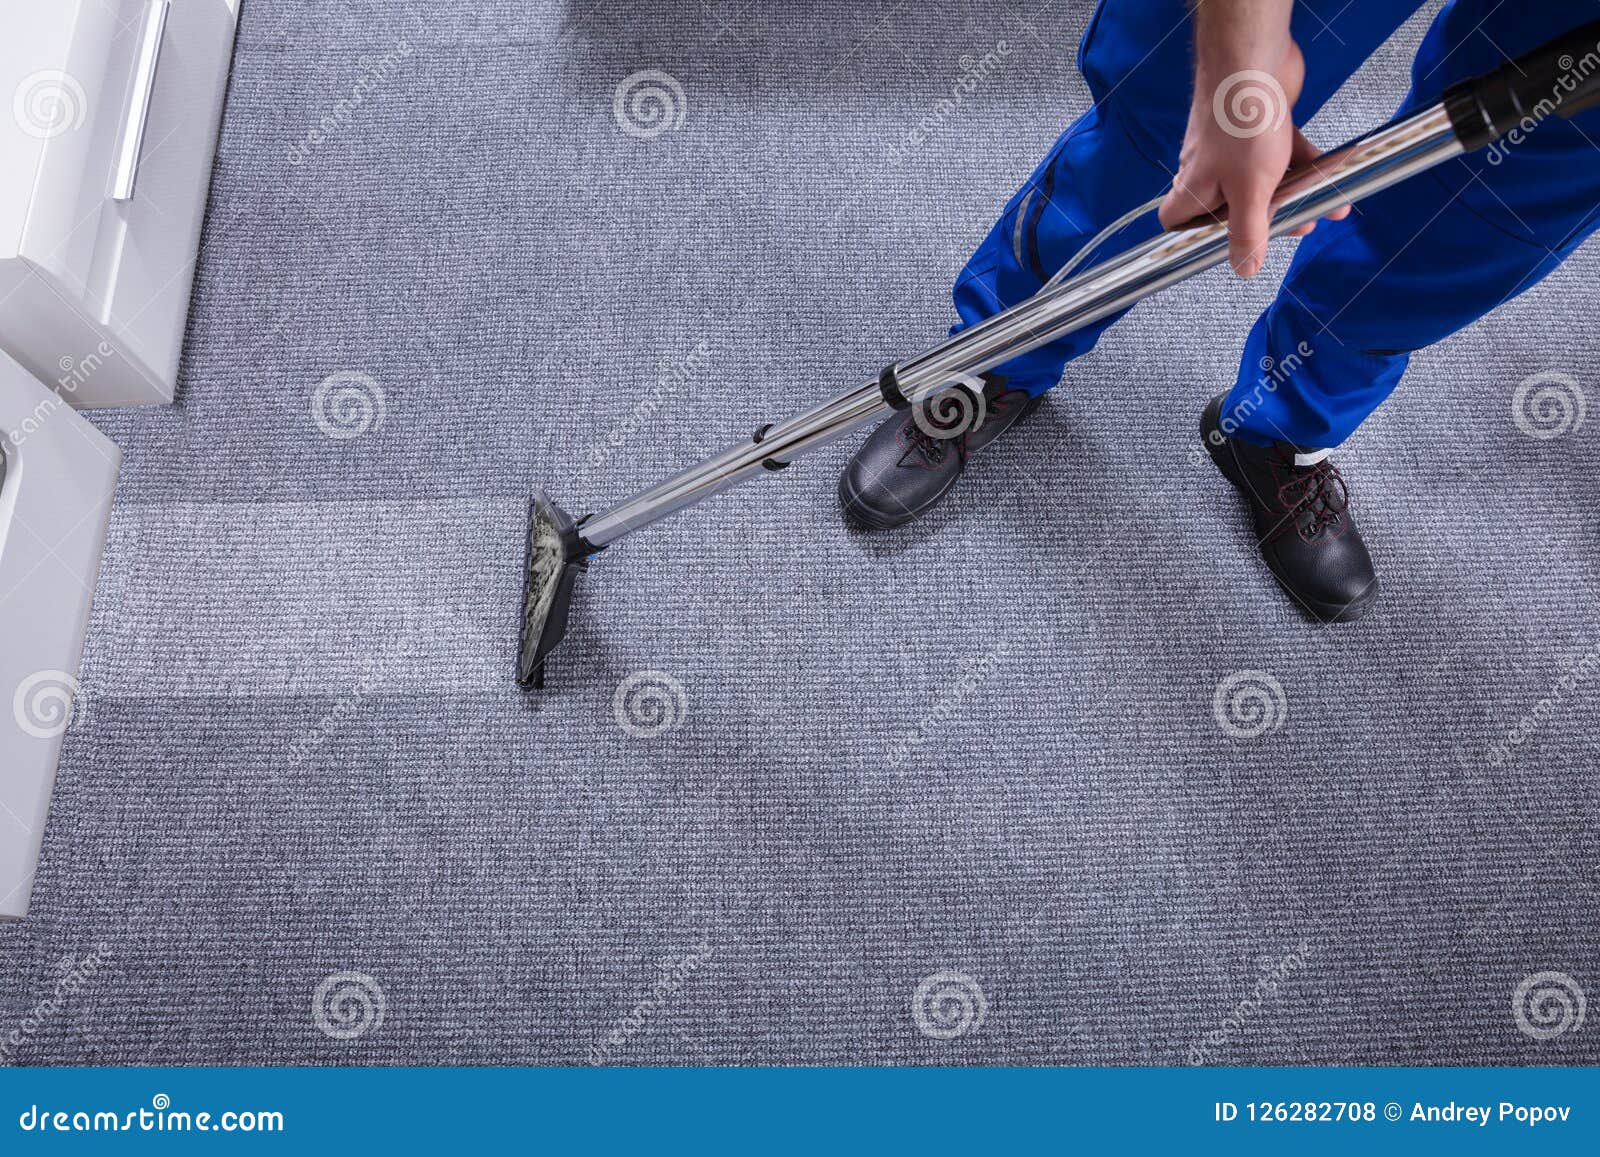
left=2, top=0, right=1597, bottom=1065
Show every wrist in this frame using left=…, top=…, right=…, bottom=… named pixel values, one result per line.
left=1191, top=0, right=1297, bottom=95
left=1197, top=37, right=1294, bottom=82
left=1193, top=39, right=1302, bottom=122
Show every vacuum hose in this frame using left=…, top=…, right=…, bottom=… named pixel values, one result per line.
left=519, top=19, right=1600, bottom=687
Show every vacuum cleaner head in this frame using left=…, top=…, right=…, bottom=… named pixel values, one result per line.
left=517, top=490, right=592, bottom=689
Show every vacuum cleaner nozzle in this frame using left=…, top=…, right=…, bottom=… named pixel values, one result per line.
left=504, top=25, right=1600, bottom=692
left=517, top=491, right=592, bottom=689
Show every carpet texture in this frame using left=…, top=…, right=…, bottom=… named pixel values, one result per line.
left=2, top=0, right=1597, bottom=1065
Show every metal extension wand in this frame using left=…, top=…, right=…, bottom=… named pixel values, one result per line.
left=519, top=21, right=1600, bottom=687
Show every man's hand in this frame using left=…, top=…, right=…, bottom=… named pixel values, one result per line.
left=1157, top=1, right=1349, bottom=278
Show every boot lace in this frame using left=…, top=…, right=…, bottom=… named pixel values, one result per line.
left=900, top=389, right=990, bottom=464
left=900, top=422, right=965, bottom=465
left=1274, top=458, right=1348, bottom=542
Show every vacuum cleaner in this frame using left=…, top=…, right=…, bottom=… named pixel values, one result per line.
left=520, top=21, right=1600, bottom=689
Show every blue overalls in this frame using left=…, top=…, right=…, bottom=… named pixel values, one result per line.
left=952, top=0, right=1600, bottom=449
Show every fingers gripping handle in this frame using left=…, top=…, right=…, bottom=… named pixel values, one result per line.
left=1446, top=20, right=1600, bottom=148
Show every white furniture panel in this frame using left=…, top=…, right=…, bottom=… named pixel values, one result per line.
left=0, top=350, right=120, bottom=919
left=0, top=0, right=239, bottom=407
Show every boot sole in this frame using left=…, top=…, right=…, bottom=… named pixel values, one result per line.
left=1200, top=406, right=1379, bottom=625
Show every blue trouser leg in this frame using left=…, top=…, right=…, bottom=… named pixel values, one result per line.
left=1224, top=0, right=1600, bottom=448
left=951, top=0, right=1429, bottom=395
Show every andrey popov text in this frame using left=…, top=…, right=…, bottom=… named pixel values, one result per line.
left=1214, top=1101, right=1573, bottom=1127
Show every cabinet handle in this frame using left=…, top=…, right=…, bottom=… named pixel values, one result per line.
left=108, top=0, right=171, bottom=203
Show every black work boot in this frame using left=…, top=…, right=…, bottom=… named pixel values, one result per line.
left=1201, top=393, right=1378, bottom=622
left=838, top=375, right=1043, bottom=529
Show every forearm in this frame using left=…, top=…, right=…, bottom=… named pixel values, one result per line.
left=1191, top=0, right=1296, bottom=85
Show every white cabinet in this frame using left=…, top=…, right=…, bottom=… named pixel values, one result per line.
left=0, top=349, right=120, bottom=919
left=0, top=0, right=239, bottom=408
